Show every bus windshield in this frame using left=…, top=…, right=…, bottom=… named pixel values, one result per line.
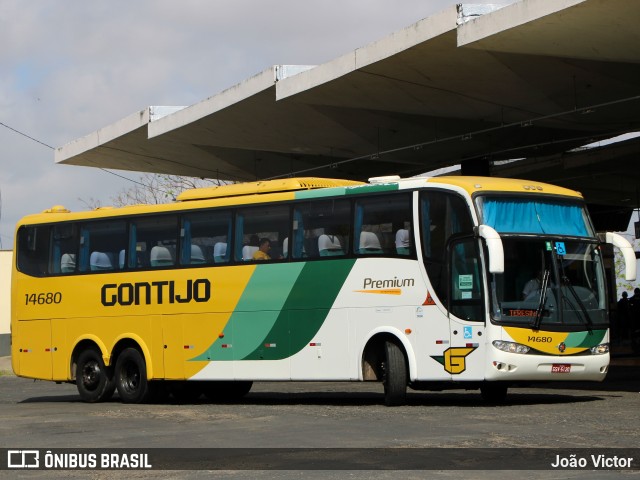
left=488, top=238, right=607, bottom=329
left=475, top=194, right=605, bottom=329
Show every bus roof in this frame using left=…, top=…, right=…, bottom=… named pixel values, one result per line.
left=18, top=175, right=583, bottom=226
left=176, top=177, right=364, bottom=201
left=425, top=176, right=583, bottom=199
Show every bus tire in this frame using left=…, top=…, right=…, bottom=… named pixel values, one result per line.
left=383, top=340, right=407, bottom=406
left=115, top=348, right=151, bottom=404
left=480, top=384, right=508, bottom=404
left=76, top=347, right=115, bottom=403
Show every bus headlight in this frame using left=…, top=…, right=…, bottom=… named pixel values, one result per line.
left=492, top=340, right=530, bottom=354
left=590, top=343, right=609, bottom=355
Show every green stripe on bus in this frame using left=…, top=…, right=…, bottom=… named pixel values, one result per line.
left=295, top=183, right=398, bottom=200
left=565, top=329, right=606, bottom=348
left=191, top=263, right=305, bottom=361
left=243, top=259, right=356, bottom=360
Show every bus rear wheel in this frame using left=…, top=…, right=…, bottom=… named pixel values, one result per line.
left=76, top=347, right=115, bottom=403
left=382, top=340, right=407, bottom=406
left=115, top=348, right=151, bottom=404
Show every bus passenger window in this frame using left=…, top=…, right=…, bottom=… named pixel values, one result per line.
left=78, top=220, right=127, bottom=273
left=181, top=211, right=231, bottom=265
left=293, top=200, right=350, bottom=259
left=53, top=224, right=78, bottom=274
left=235, top=206, right=289, bottom=262
left=131, top=215, right=178, bottom=269
left=16, top=225, right=51, bottom=277
left=354, top=194, right=412, bottom=257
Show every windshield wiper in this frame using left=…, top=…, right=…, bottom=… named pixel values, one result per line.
left=561, top=276, right=593, bottom=333
left=531, top=269, right=550, bottom=330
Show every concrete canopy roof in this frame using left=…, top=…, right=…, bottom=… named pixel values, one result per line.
left=55, top=0, right=640, bottom=229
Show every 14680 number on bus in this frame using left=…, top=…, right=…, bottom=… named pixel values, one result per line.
left=24, top=292, right=62, bottom=305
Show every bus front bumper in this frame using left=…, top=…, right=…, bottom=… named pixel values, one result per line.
left=484, top=351, right=609, bottom=382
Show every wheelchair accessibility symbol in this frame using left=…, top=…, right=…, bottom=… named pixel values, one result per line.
left=555, top=242, right=566, bottom=256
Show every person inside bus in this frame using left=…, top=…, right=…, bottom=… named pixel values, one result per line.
left=522, top=270, right=542, bottom=299
left=522, top=269, right=555, bottom=300
left=252, top=238, right=272, bottom=261
left=395, top=228, right=411, bottom=255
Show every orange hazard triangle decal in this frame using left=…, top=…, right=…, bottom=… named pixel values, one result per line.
left=423, top=292, right=436, bottom=305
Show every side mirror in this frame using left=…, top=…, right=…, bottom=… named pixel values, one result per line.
left=477, top=225, right=504, bottom=274
left=603, top=232, right=637, bottom=281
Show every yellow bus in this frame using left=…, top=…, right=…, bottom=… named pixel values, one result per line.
left=11, top=175, right=636, bottom=405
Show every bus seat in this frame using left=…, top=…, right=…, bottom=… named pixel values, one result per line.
left=118, top=250, right=126, bottom=269
left=90, top=251, right=114, bottom=271
left=60, top=253, right=76, bottom=273
left=282, top=237, right=288, bottom=258
left=190, top=244, right=205, bottom=264
left=213, top=242, right=228, bottom=263
left=395, top=229, right=410, bottom=255
left=318, top=234, right=343, bottom=256
left=150, top=246, right=173, bottom=267
left=242, top=245, right=259, bottom=261
left=359, top=231, right=383, bottom=254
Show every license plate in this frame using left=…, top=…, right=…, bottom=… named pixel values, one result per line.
left=551, top=364, right=571, bottom=373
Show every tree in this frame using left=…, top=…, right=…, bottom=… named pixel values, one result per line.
left=80, top=173, right=228, bottom=209
left=110, top=173, right=226, bottom=207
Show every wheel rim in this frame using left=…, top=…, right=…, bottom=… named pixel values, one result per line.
left=121, top=361, right=140, bottom=394
left=81, top=360, right=101, bottom=392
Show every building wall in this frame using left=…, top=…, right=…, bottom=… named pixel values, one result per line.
left=0, top=251, right=12, bottom=356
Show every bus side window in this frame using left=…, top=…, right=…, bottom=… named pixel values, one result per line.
left=180, top=211, right=231, bottom=265
left=16, top=225, right=51, bottom=277
left=78, top=220, right=127, bottom=273
left=448, top=236, right=484, bottom=322
left=354, top=194, right=412, bottom=257
left=235, top=205, right=290, bottom=262
left=53, top=224, right=77, bottom=274
left=420, top=191, right=474, bottom=304
left=131, top=215, right=178, bottom=269
left=293, top=200, right=351, bottom=259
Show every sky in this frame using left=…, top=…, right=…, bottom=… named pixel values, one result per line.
left=3, top=0, right=510, bottom=249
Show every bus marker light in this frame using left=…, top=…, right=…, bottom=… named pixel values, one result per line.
left=310, top=342, right=322, bottom=347
left=221, top=344, right=232, bottom=348
left=45, top=348, right=51, bottom=352
left=265, top=343, right=276, bottom=348
left=218, top=333, right=225, bottom=338
left=405, top=329, right=412, bottom=335
left=184, top=345, right=194, bottom=350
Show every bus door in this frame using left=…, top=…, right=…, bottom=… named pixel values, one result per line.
left=446, top=236, right=486, bottom=381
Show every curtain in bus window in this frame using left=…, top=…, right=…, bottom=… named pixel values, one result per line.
left=354, top=203, right=364, bottom=254
left=181, top=218, right=192, bottom=264
left=421, top=196, right=432, bottom=257
left=293, top=208, right=305, bottom=258
left=482, top=199, right=588, bottom=236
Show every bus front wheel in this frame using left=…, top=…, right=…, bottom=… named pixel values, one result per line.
left=76, top=347, right=115, bottom=403
left=115, top=348, right=151, bottom=404
left=382, top=340, right=407, bottom=406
